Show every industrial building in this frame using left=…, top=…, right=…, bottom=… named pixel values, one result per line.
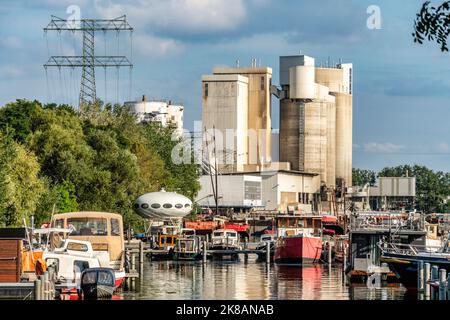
left=198, top=55, right=354, bottom=214
left=195, top=170, right=321, bottom=214
left=201, top=63, right=273, bottom=173
left=349, top=177, right=416, bottom=211
left=125, top=95, right=184, bottom=135
left=278, top=55, right=353, bottom=188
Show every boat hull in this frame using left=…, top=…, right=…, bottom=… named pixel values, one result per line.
left=274, top=236, right=322, bottom=265
left=381, top=253, right=450, bottom=286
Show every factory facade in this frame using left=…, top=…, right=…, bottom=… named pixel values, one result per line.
left=197, top=55, right=353, bottom=213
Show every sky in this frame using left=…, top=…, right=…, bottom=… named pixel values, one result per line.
left=0, top=0, right=449, bottom=172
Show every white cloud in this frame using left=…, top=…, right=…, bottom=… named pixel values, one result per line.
left=363, top=142, right=404, bottom=153
left=94, top=0, right=246, bottom=33
left=133, top=34, right=185, bottom=57
left=0, top=65, right=24, bottom=77
left=436, top=142, right=450, bottom=153
left=0, top=36, right=22, bottom=49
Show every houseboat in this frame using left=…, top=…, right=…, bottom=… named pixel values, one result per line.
left=348, top=211, right=426, bottom=283
left=274, top=215, right=323, bottom=265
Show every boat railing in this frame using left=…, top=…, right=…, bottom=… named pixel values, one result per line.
left=379, top=242, right=444, bottom=257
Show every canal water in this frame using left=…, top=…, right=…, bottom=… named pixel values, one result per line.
left=119, top=255, right=415, bottom=300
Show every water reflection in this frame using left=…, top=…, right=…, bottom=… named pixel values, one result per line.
left=121, top=255, right=411, bottom=300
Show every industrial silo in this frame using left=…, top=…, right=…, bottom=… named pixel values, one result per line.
left=334, top=92, right=353, bottom=186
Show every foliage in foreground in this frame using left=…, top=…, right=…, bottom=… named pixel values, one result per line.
left=0, top=100, right=200, bottom=229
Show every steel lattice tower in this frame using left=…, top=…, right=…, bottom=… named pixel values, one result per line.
left=44, top=15, right=133, bottom=108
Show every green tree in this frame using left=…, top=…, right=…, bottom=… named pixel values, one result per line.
left=0, top=99, right=201, bottom=230
left=352, top=168, right=377, bottom=187
left=378, top=165, right=449, bottom=213
left=0, top=133, right=45, bottom=226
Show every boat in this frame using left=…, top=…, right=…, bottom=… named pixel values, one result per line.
left=43, top=238, right=125, bottom=287
left=50, top=211, right=126, bottom=287
left=210, top=229, right=240, bottom=250
left=148, top=234, right=178, bottom=260
left=379, top=235, right=450, bottom=286
left=348, top=211, right=427, bottom=283
left=173, top=236, right=203, bottom=261
left=274, top=215, right=323, bottom=265
left=81, top=268, right=115, bottom=299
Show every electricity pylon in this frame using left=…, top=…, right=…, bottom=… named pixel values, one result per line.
left=44, top=15, right=133, bottom=108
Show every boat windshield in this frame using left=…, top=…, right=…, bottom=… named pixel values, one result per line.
left=67, top=218, right=108, bottom=236
left=213, top=232, right=224, bottom=237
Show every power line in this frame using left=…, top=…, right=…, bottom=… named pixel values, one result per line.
left=43, top=15, right=133, bottom=109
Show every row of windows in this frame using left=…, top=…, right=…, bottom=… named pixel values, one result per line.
left=54, top=218, right=121, bottom=236
left=136, top=203, right=191, bottom=210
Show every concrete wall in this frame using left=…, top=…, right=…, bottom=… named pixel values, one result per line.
left=202, top=74, right=249, bottom=172
left=213, top=67, right=273, bottom=167
left=261, top=171, right=321, bottom=211
left=196, top=175, right=262, bottom=208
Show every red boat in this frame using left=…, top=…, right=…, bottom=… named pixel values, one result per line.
left=274, top=215, right=323, bottom=265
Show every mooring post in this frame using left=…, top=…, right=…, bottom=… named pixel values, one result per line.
left=34, top=279, right=41, bottom=300
left=439, top=269, right=447, bottom=301
left=417, top=260, right=425, bottom=292
left=328, top=243, right=332, bottom=265
left=343, top=246, right=347, bottom=268
left=447, top=274, right=450, bottom=301
left=431, top=265, right=439, bottom=300
left=203, top=241, right=207, bottom=264
left=139, top=241, right=144, bottom=279
left=131, top=251, right=136, bottom=291
left=244, top=238, right=248, bottom=250
left=424, top=263, right=431, bottom=299
left=266, top=241, right=270, bottom=264
left=226, top=235, right=229, bottom=251
left=44, top=271, right=49, bottom=300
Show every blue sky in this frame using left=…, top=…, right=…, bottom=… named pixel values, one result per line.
left=0, top=0, right=449, bottom=172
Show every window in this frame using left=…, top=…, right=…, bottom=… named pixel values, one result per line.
left=175, top=204, right=183, bottom=209
left=97, top=271, right=114, bottom=286
left=204, top=83, right=208, bottom=97
left=54, top=219, right=64, bottom=228
left=185, top=204, right=191, bottom=208
left=74, top=260, right=90, bottom=273
left=163, top=203, right=173, bottom=209
left=261, top=76, right=265, bottom=90
left=67, top=218, right=107, bottom=236
left=67, top=242, right=89, bottom=252
left=134, top=203, right=140, bottom=209
left=151, top=203, right=161, bottom=209
left=111, top=219, right=120, bottom=236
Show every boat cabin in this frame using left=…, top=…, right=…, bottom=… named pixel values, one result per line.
left=157, top=234, right=178, bottom=251
left=51, top=212, right=124, bottom=271
left=211, top=229, right=239, bottom=249
left=43, top=239, right=109, bottom=282
left=276, top=215, right=323, bottom=238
